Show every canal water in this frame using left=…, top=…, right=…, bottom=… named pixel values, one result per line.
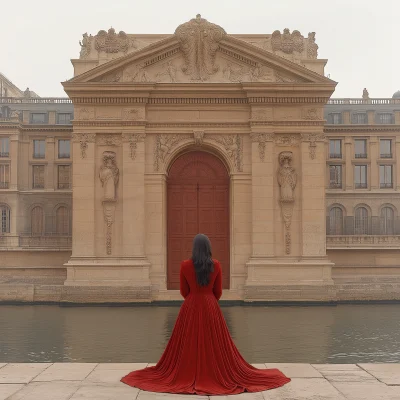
left=1, top=304, right=399, bottom=364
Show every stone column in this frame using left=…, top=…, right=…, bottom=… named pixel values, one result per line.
left=249, top=132, right=275, bottom=257
left=300, top=134, right=327, bottom=258
left=9, top=133, right=19, bottom=238
left=69, top=132, right=96, bottom=257
left=344, top=138, right=353, bottom=190
left=121, top=132, right=147, bottom=256
left=369, top=136, right=378, bottom=190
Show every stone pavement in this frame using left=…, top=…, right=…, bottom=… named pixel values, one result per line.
left=0, top=363, right=399, bottom=399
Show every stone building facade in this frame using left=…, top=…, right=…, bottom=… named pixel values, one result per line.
left=0, top=16, right=400, bottom=302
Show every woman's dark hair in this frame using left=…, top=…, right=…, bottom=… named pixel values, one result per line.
left=191, top=234, right=214, bottom=286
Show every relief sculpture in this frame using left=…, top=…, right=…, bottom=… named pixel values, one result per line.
left=174, top=14, right=226, bottom=81
left=277, top=151, right=297, bottom=254
left=99, top=151, right=119, bottom=255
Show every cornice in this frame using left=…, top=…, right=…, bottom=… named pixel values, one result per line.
left=325, top=125, right=400, bottom=133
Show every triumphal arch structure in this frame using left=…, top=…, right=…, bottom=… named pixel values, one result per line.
left=62, top=15, right=336, bottom=302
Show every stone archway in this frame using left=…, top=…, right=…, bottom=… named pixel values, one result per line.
left=167, top=150, right=230, bottom=290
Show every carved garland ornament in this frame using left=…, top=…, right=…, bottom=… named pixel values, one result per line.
left=250, top=133, right=274, bottom=162
left=174, top=14, right=226, bottom=81
left=122, top=133, right=146, bottom=160
left=277, top=151, right=297, bottom=255
left=97, top=135, right=122, bottom=147
left=301, top=133, right=325, bottom=160
left=72, top=133, right=96, bottom=158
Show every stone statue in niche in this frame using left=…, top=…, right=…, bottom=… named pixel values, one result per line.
left=99, top=151, right=119, bottom=201
left=277, top=151, right=297, bottom=202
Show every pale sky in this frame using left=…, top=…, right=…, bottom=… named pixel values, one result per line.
left=2, top=0, right=398, bottom=98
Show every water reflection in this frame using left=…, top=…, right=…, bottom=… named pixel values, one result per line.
left=0, top=304, right=399, bottom=363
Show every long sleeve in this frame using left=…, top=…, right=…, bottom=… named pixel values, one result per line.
left=180, top=262, right=190, bottom=299
left=213, top=262, right=222, bottom=300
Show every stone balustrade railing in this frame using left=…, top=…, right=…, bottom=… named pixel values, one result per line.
left=327, top=98, right=400, bottom=105
left=0, top=97, right=72, bottom=104
left=326, top=235, right=400, bottom=248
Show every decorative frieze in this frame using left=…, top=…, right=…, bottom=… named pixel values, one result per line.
left=72, top=133, right=96, bottom=158
left=274, top=134, right=300, bottom=146
left=97, top=135, right=122, bottom=147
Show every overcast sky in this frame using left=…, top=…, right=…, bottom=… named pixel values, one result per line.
left=2, top=0, right=398, bottom=98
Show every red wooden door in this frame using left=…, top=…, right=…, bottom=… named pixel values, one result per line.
left=167, top=151, right=230, bottom=290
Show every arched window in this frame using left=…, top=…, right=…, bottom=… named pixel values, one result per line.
left=31, top=206, right=44, bottom=235
left=380, top=207, right=394, bottom=235
left=56, top=206, right=69, bottom=235
left=329, top=207, right=343, bottom=235
left=355, top=207, right=369, bottom=235
left=0, top=204, right=10, bottom=233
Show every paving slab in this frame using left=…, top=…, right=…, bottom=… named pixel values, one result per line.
left=0, top=384, right=24, bottom=400
left=33, top=363, right=97, bottom=382
left=7, top=381, right=80, bottom=400
left=0, top=365, right=6, bottom=370
left=264, top=363, right=323, bottom=378
left=358, top=364, right=400, bottom=385
left=319, top=369, right=376, bottom=383
left=263, top=377, right=346, bottom=400
left=0, top=364, right=52, bottom=384
left=69, top=383, right=139, bottom=400
left=86, top=363, right=148, bottom=383
left=332, top=381, right=400, bottom=400
left=210, top=393, right=264, bottom=400
left=137, top=391, right=208, bottom=400
left=312, top=364, right=363, bottom=372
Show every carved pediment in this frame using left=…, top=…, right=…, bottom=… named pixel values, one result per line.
left=70, top=15, right=333, bottom=85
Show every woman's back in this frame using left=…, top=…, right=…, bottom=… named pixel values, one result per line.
left=180, top=259, right=222, bottom=300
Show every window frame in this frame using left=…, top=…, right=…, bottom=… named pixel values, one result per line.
left=329, top=139, right=342, bottom=159
left=0, top=204, right=11, bottom=233
left=30, top=113, right=48, bottom=124
left=32, top=165, right=45, bottom=189
left=57, top=165, right=71, bottom=190
left=380, top=139, right=392, bottom=158
left=58, top=139, right=71, bottom=159
left=0, top=164, right=10, bottom=189
left=33, top=139, right=46, bottom=159
left=354, top=139, right=367, bottom=159
left=57, top=113, right=72, bottom=125
left=379, top=164, right=393, bottom=189
left=354, top=165, right=368, bottom=189
left=0, top=137, right=10, bottom=158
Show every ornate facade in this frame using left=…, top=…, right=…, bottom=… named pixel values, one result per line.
left=1, top=16, right=400, bottom=302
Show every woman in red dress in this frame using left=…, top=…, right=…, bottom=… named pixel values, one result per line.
left=121, top=234, right=291, bottom=395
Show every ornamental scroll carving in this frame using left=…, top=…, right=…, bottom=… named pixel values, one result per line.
left=277, top=152, right=297, bottom=254
left=174, top=14, right=226, bottom=81
left=122, top=133, right=146, bottom=160
left=208, top=135, right=243, bottom=172
left=95, top=28, right=130, bottom=54
left=250, top=133, right=273, bottom=162
left=271, top=29, right=305, bottom=54
left=99, top=151, right=119, bottom=255
left=97, top=135, right=122, bottom=147
left=72, top=133, right=96, bottom=159
left=154, top=134, right=191, bottom=171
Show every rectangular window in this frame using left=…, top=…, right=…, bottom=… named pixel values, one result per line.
left=30, top=113, right=47, bottom=124
left=58, top=140, right=70, bottom=158
left=58, top=165, right=71, bottom=189
left=0, top=164, right=10, bottom=189
left=380, top=139, right=392, bottom=158
left=354, top=139, right=367, bottom=158
left=329, top=165, right=342, bottom=188
left=352, top=113, right=367, bottom=124
left=378, top=113, right=393, bottom=124
left=57, top=113, right=72, bottom=124
left=332, top=113, right=342, bottom=124
left=380, top=165, right=393, bottom=188
left=0, top=137, right=9, bottom=157
left=32, top=165, right=45, bottom=189
left=329, top=139, right=342, bottom=158
left=354, top=165, right=367, bottom=189
left=33, top=140, right=45, bottom=159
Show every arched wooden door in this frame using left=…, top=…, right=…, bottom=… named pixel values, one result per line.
left=167, top=151, right=230, bottom=290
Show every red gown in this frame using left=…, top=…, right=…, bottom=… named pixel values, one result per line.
left=121, top=259, right=291, bottom=395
